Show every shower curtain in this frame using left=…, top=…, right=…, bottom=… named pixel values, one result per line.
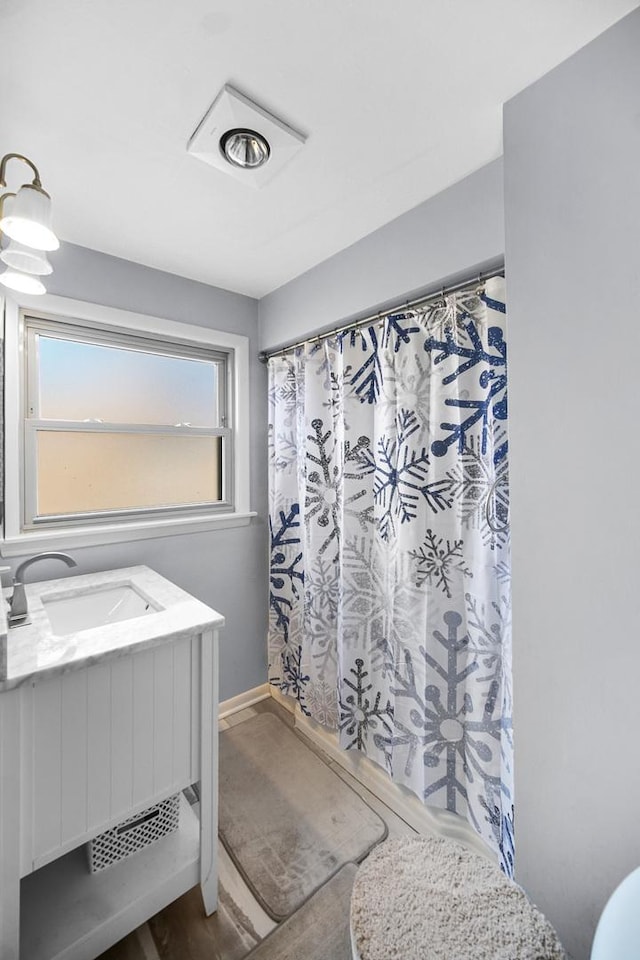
left=267, top=277, right=513, bottom=872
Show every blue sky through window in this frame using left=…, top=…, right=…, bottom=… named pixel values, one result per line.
left=38, top=336, right=218, bottom=426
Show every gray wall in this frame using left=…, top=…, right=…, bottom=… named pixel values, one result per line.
left=10, top=243, right=268, bottom=703
left=259, top=158, right=504, bottom=351
left=504, top=9, right=640, bottom=959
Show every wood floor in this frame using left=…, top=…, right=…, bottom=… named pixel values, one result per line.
left=98, top=698, right=417, bottom=960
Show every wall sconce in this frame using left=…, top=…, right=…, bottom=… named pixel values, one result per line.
left=0, top=153, right=59, bottom=296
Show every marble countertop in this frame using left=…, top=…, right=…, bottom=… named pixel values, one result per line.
left=0, top=565, right=224, bottom=692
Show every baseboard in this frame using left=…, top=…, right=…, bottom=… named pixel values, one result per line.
left=218, top=684, right=271, bottom=719
left=268, top=683, right=296, bottom=714
left=268, top=686, right=494, bottom=862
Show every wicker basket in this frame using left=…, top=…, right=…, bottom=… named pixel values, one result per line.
left=87, top=793, right=180, bottom=872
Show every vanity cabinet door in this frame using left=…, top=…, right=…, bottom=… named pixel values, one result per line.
left=22, top=635, right=200, bottom=873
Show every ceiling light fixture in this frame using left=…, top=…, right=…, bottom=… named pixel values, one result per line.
left=188, top=84, right=306, bottom=188
left=220, top=128, right=271, bottom=169
left=0, top=153, right=59, bottom=296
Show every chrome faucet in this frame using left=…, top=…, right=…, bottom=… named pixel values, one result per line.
left=8, top=552, right=77, bottom=625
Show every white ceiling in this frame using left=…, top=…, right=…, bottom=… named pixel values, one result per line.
left=1, top=0, right=637, bottom=298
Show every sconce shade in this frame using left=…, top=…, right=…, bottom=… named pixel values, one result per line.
left=0, top=238, right=52, bottom=275
left=0, top=267, right=46, bottom=295
left=0, top=184, right=59, bottom=251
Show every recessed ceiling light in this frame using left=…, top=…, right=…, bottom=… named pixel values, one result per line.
left=220, top=128, right=271, bottom=169
left=187, top=84, right=306, bottom=188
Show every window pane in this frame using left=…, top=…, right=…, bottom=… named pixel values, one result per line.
left=36, top=432, right=223, bottom=516
left=37, top=336, right=219, bottom=426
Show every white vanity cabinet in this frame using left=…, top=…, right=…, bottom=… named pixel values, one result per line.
left=0, top=566, right=223, bottom=960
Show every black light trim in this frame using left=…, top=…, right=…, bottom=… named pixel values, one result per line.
left=219, top=128, right=271, bottom=169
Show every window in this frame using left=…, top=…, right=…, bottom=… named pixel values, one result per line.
left=2, top=293, right=253, bottom=552
left=24, top=316, right=231, bottom=526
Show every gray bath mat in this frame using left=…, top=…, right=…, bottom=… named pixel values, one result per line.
left=219, top=712, right=387, bottom=920
left=246, top=863, right=357, bottom=960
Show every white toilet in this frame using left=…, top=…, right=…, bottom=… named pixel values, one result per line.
left=590, top=866, right=640, bottom=960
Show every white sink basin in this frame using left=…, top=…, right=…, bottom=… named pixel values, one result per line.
left=41, top=583, right=160, bottom=635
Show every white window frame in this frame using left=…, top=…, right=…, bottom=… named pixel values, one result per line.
left=23, top=316, right=233, bottom=526
left=1, top=292, right=254, bottom=555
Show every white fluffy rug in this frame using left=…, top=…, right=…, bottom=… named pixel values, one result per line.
left=350, top=836, right=566, bottom=960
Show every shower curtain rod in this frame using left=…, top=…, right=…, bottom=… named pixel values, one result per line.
left=259, top=265, right=505, bottom=362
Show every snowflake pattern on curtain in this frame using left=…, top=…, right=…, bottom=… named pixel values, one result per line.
left=267, top=277, right=513, bottom=872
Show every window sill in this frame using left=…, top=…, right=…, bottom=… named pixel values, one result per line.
left=0, top=511, right=258, bottom=557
